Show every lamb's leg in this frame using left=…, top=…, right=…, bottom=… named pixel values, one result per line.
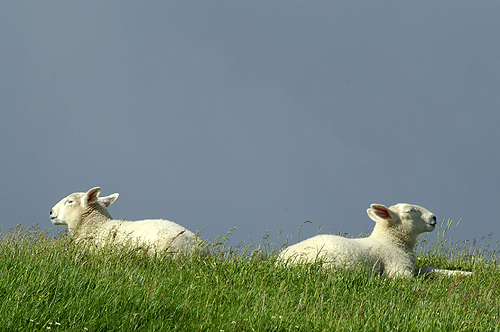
left=414, top=266, right=473, bottom=276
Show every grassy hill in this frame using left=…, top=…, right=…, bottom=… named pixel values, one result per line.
left=0, top=223, right=498, bottom=331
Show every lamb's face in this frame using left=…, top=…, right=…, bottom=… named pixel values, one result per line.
left=390, top=203, right=437, bottom=235
left=49, top=192, right=87, bottom=226
left=49, top=187, right=119, bottom=228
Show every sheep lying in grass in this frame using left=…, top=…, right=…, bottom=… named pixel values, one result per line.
left=50, top=187, right=204, bottom=257
left=278, top=203, right=473, bottom=277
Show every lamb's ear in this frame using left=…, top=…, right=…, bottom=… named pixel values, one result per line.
left=100, top=193, right=119, bottom=207
left=83, top=187, right=102, bottom=206
left=367, top=204, right=398, bottom=223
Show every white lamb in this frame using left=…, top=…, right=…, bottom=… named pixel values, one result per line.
left=50, top=187, right=205, bottom=257
left=278, top=203, right=473, bottom=278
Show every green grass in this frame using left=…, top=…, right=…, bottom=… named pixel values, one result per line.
left=0, top=223, right=499, bottom=331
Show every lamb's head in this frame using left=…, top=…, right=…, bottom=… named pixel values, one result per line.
left=50, top=187, right=119, bottom=232
left=367, top=203, right=437, bottom=246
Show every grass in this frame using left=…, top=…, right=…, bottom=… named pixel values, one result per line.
left=0, top=222, right=499, bottom=331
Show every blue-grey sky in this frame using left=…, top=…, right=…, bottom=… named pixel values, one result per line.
left=1, top=2, right=499, bottom=249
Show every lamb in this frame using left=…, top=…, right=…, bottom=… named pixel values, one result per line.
left=278, top=203, right=473, bottom=277
left=49, top=187, right=205, bottom=257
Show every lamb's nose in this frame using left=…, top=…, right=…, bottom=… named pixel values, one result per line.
left=430, top=215, right=437, bottom=225
left=49, top=209, right=55, bottom=218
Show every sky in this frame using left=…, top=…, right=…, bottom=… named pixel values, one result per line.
left=1, top=2, right=499, bottom=251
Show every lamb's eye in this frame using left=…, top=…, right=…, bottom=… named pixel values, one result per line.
left=66, top=199, right=73, bottom=204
